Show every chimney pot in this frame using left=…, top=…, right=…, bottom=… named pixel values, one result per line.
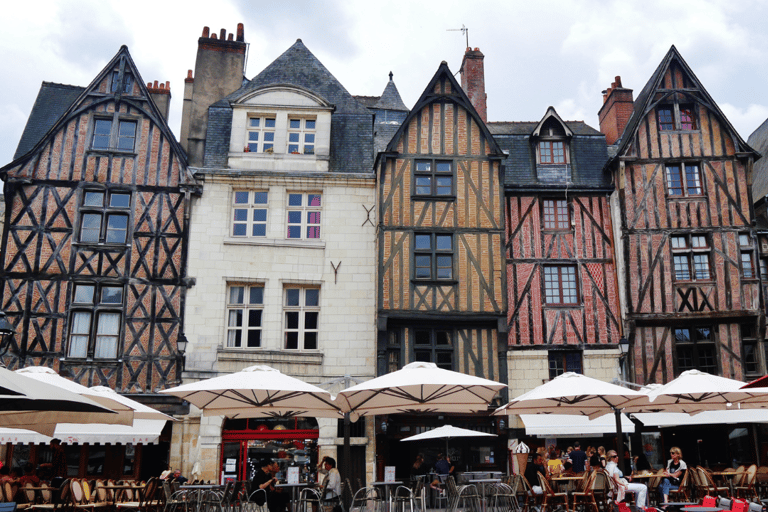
left=187, top=70, right=193, bottom=79
left=220, top=28, right=226, bottom=40
left=236, top=23, right=244, bottom=42
left=615, top=76, right=622, bottom=87
left=202, top=27, right=209, bottom=38
left=153, top=80, right=159, bottom=88
left=598, top=77, right=634, bottom=145
left=211, top=33, right=217, bottom=39
left=228, top=33, right=233, bottom=41
left=166, top=81, right=170, bottom=90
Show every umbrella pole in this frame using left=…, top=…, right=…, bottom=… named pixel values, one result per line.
left=614, top=408, right=628, bottom=475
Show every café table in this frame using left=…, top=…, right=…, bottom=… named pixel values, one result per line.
left=711, top=471, right=741, bottom=495
left=549, top=475, right=582, bottom=493
left=469, top=478, right=501, bottom=512
left=370, top=481, right=403, bottom=512
left=276, top=482, right=310, bottom=508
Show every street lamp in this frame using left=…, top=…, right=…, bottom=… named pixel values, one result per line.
left=0, top=310, right=15, bottom=357
left=618, top=336, right=630, bottom=379
left=177, top=332, right=188, bottom=372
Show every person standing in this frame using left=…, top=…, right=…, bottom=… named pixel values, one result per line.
left=606, top=450, right=648, bottom=508
left=569, top=442, right=587, bottom=473
left=659, top=447, right=687, bottom=504
left=252, top=458, right=289, bottom=512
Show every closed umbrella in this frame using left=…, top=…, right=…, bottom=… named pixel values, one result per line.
left=160, top=364, right=342, bottom=418
left=336, top=362, right=505, bottom=421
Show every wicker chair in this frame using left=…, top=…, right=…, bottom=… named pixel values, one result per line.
left=536, top=473, right=569, bottom=512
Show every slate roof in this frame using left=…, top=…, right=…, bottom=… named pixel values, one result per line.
left=204, top=39, right=373, bottom=173
left=490, top=120, right=611, bottom=190
left=374, top=78, right=408, bottom=111
left=749, top=117, right=768, bottom=201
left=13, top=82, right=84, bottom=160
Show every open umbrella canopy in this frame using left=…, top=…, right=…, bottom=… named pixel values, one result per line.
left=400, top=424, right=497, bottom=443
left=0, top=366, right=119, bottom=435
left=335, top=362, right=505, bottom=421
left=624, top=369, right=768, bottom=413
left=493, top=372, right=650, bottom=418
left=160, top=364, right=342, bottom=418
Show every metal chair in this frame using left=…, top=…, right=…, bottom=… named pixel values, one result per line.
left=295, top=488, right=321, bottom=512
left=350, top=487, right=382, bottom=512
left=444, top=476, right=480, bottom=512
left=487, top=482, right=518, bottom=512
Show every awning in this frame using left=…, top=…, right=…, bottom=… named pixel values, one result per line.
left=0, top=419, right=167, bottom=445
left=633, top=408, right=768, bottom=427
left=520, top=413, right=636, bottom=436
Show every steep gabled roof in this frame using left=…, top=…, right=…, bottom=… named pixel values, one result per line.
left=749, top=118, right=768, bottom=200
left=374, top=75, right=408, bottom=111
left=14, top=82, right=84, bottom=160
left=221, top=39, right=369, bottom=115
left=2, top=45, right=189, bottom=175
left=385, top=61, right=503, bottom=156
left=531, top=107, right=574, bottom=138
left=613, top=45, right=756, bottom=160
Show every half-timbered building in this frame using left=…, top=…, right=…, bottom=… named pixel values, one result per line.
left=0, top=46, right=196, bottom=477
left=376, top=55, right=507, bottom=473
left=602, top=46, right=762, bottom=385
left=492, top=108, right=621, bottom=400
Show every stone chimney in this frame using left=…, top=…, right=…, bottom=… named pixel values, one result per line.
left=179, top=23, right=246, bottom=166
left=460, top=47, right=487, bottom=123
left=598, top=76, right=634, bottom=145
left=147, top=80, right=171, bottom=120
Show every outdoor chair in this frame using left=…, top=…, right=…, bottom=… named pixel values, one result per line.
left=669, top=468, right=693, bottom=502
left=746, top=502, right=761, bottom=512
left=445, top=476, right=480, bottom=512
left=754, top=466, right=768, bottom=500
left=350, top=486, right=382, bottom=512
left=537, top=473, right=569, bottom=512
left=646, top=468, right=665, bottom=507
left=393, top=486, right=416, bottom=512
left=241, top=489, right=267, bottom=512
left=487, top=482, right=517, bottom=512
left=697, top=468, right=730, bottom=498
left=731, top=499, right=749, bottom=512
left=735, top=465, right=758, bottom=501
left=571, top=470, right=598, bottom=512
left=295, top=487, right=321, bottom=512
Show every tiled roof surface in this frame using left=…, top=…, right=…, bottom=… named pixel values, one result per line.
left=374, top=80, right=408, bottom=111
left=749, top=118, right=768, bottom=200
left=13, top=82, right=84, bottom=160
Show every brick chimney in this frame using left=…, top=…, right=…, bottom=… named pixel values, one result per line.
left=460, top=47, right=487, bottom=123
left=147, top=80, right=171, bottom=121
left=179, top=23, right=246, bottom=166
left=598, top=76, right=634, bottom=145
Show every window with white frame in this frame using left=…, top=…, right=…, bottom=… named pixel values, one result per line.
left=79, top=190, right=131, bottom=244
left=671, top=234, right=710, bottom=281
left=232, top=191, right=268, bottom=237
left=284, top=286, right=319, bottom=350
left=68, top=283, right=123, bottom=359
left=226, top=284, right=264, bottom=349
left=543, top=199, right=570, bottom=230
left=288, top=118, right=316, bottom=154
left=246, top=116, right=276, bottom=153
left=286, top=193, right=321, bottom=239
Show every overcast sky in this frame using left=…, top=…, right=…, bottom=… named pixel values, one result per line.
left=2, top=0, right=767, bottom=167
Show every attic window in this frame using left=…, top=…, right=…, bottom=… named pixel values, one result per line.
left=537, top=119, right=568, bottom=165
left=110, top=71, right=133, bottom=94
left=657, top=103, right=697, bottom=131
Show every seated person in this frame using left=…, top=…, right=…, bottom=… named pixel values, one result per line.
left=18, top=462, right=40, bottom=486
left=606, top=450, right=647, bottom=509
left=524, top=452, right=546, bottom=495
left=431, top=453, right=454, bottom=490
left=320, top=457, right=341, bottom=500
left=658, top=447, right=686, bottom=504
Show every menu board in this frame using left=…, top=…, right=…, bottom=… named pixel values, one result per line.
left=287, top=467, right=300, bottom=484
left=384, top=466, right=396, bottom=482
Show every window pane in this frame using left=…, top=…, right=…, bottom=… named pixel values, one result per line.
left=435, top=331, right=451, bottom=346
left=265, top=119, right=276, bottom=128
left=674, top=255, right=691, bottom=280
left=285, top=289, right=300, bottom=306
left=117, top=121, right=137, bottom=150
left=305, top=120, right=316, bottom=129
left=685, top=165, right=702, bottom=195
left=233, top=209, right=248, bottom=222
left=249, top=287, right=263, bottom=305
left=287, top=226, right=301, bottom=238
left=288, top=211, right=302, bottom=224
left=308, top=194, right=321, bottom=207
left=248, top=310, right=262, bottom=328
left=69, top=312, right=91, bottom=358
left=304, top=332, right=317, bottom=350
left=95, top=312, right=120, bottom=359
left=415, top=235, right=431, bottom=250
left=247, top=329, right=261, bottom=348
left=305, top=312, right=318, bottom=330
left=93, top=120, right=111, bottom=149
left=84, top=191, right=105, bottom=207
left=290, top=119, right=301, bottom=129
left=680, top=106, right=696, bottom=130
left=285, top=312, right=299, bottom=329
left=693, top=254, right=710, bottom=279
left=436, top=255, right=452, bottom=279
left=106, top=214, right=128, bottom=243
left=228, top=309, right=243, bottom=327
left=435, top=162, right=451, bottom=173
left=436, top=176, right=452, bottom=195
left=414, top=330, right=430, bottom=345
left=74, top=285, right=95, bottom=304
left=81, top=213, right=102, bottom=242
left=415, top=176, right=431, bottom=195
left=305, top=289, right=319, bottom=306
left=658, top=107, right=674, bottom=130
left=415, top=161, right=430, bottom=172
left=229, top=286, right=244, bottom=304
left=234, top=191, right=249, bottom=204
left=436, top=235, right=452, bottom=251
left=101, top=287, right=123, bottom=304
left=666, top=166, right=683, bottom=195
left=285, top=332, right=298, bottom=350
left=253, top=192, right=268, bottom=204
left=415, top=255, right=431, bottom=278
left=252, top=224, right=266, bottom=236
left=671, top=236, right=687, bottom=249
left=288, top=194, right=303, bottom=206
left=110, top=193, right=130, bottom=208
left=249, top=118, right=260, bottom=128
left=253, top=209, right=267, bottom=222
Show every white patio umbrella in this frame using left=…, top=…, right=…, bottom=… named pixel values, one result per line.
left=401, top=424, right=497, bottom=454
left=160, top=364, right=343, bottom=418
left=0, top=366, right=119, bottom=435
left=335, top=362, right=506, bottom=421
left=623, top=369, right=768, bottom=414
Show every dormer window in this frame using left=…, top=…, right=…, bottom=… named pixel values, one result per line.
left=288, top=118, right=316, bottom=154
left=247, top=117, right=276, bottom=152
left=535, top=117, right=569, bottom=166
left=658, top=103, right=697, bottom=131
left=540, top=141, right=566, bottom=164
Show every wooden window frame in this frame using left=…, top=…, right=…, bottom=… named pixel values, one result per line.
left=543, top=265, right=579, bottom=305
left=657, top=103, right=698, bottom=132
left=232, top=191, right=269, bottom=238
left=548, top=350, right=582, bottom=380
left=542, top=199, right=570, bottom=230
left=413, top=159, right=454, bottom=199
left=741, top=323, right=760, bottom=376
left=538, top=140, right=567, bottom=164
left=674, top=326, right=717, bottom=375
left=665, top=164, right=703, bottom=197
left=740, top=233, right=756, bottom=279
left=670, top=234, right=711, bottom=281
left=91, top=115, right=138, bottom=152
left=78, top=190, right=131, bottom=245
left=68, top=283, right=124, bottom=360
left=226, top=284, right=264, bottom=349
left=412, top=328, right=454, bottom=370
left=413, top=233, right=454, bottom=282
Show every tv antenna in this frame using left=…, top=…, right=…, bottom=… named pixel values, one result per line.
left=447, top=24, right=469, bottom=47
